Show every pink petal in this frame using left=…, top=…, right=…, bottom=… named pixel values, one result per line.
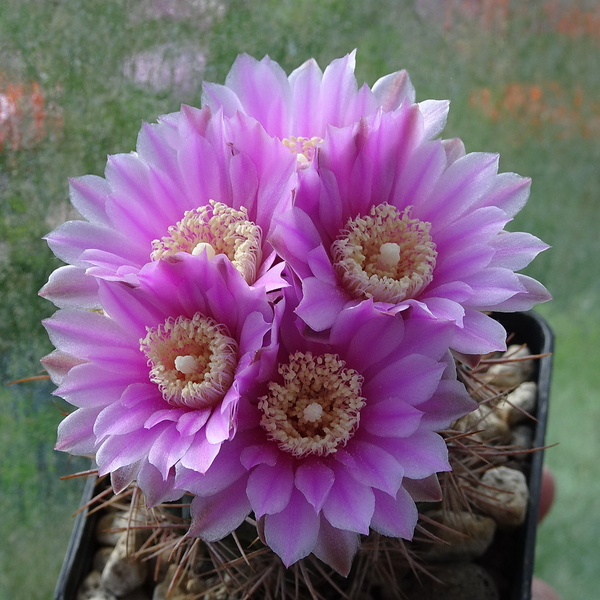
left=362, top=399, right=424, bottom=438
left=189, top=476, right=251, bottom=541
left=222, top=54, right=291, bottom=138
left=364, top=354, right=445, bottom=406
left=451, top=308, right=509, bottom=354
left=148, top=424, right=194, bottom=479
left=392, top=140, right=447, bottom=211
left=442, top=137, right=466, bottom=165
left=68, top=175, right=112, bottom=227
left=489, top=232, right=550, bottom=271
left=371, top=69, right=415, bottom=111
left=45, top=220, right=145, bottom=266
left=177, top=433, right=248, bottom=496
left=312, top=516, right=360, bottom=576
left=56, top=362, right=132, bottom=408
left=370, top=487, right=418, bottom=539
left=247, top=458, right=294, bottom=517
left=95, top=423, right=169, bottom=475
left=296, top=276, right=349, bottom=332
left=474, top=171, right=531, bottom=217
left=43, top=309, right=141, bottom=370
left=418, top=379, right=477, bottom=429
left=484, top=274, right=551, bottom=311
left=205, top=402, right=234, bottom=445
left=111, top=462, right=140, bottom=495
left=294, top=459, right=335, bottom=512
left=330, top=301, right=404, bottom=370
left=335, top=441, right=404, bottom=496
left=322, top=465, right=374, bottom=534
left=288, top=58, right=324, bottom=136
left=55, top=407, right=100, bottom=454
left=240, top=443, right=279, bottom=469
left=418, top=153, right=500, bottom=228
left=318, top=51, right=359, bottom=129
left=263, top=487, right=320, bottom=567
left=175, top=409, right=211, bottom=436
left=201, top=82, right=245, bottom=118
left=418, top=99, right=450, bottom=139
left=402, top=474, right=442, bottom=502
left=179, top=433, right=222, bottom=474
left=41, top=350, right=86, bottom=385
left=378, top=429, right=451, bottom=480
left=137, top=461, right=184, bottom=506
left=39, top=266, right=100, bottom=309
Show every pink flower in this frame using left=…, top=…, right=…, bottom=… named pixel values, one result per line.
left=43, top=253, right=278, bottom=505
left=42, top=105, right=297, bottom=308
left=271, top=108, right=551, bottom=354
left=202, top=51, right=449, bottom=164
left=179, top=286, right=476, bottom=573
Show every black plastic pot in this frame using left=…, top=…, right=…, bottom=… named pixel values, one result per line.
left=54, top=311, right=553, bottom=600
left=54, top=473, right=102, bottom=600
left=488, top=311, right=554, bottom=600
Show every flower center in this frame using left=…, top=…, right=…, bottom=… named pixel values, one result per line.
left=150, top=200, right=262, bottom=284
left=282, top=136, right=322, bottom=168
left=140, top=312, right=238, bottom=409
left=331, top=203, right=437, bottom=304
left=259, top=351, right=365, bottom=458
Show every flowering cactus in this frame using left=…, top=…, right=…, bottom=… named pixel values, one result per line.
left=41, top=52, right=550, bottom=573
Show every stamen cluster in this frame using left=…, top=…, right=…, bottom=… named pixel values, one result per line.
left=259, top=351, right=365, bottom=457
left=140, top=312, right=238, bottom=409
left=282, top=136, right=322, bottom=165
left=332, top=204, right=437, bottom=303
left=151, top=200, right=262, bottom=284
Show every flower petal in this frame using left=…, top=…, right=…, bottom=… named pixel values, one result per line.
left=247, top=457, right=294, bottom=517
left=294, top=459, right=335, bottom=512
left=312, top=516, right=360, bottom=576
left=370, top=487, right=418, bottom=539
left=263, top=488, right=320, bottom=567
left=322, top=465, right=375, bottom=534
left=189, top=476, right=251, bottom=541
left=335, top=441, right=404, bottom=496
left=39, top=265, right=100, bottom=309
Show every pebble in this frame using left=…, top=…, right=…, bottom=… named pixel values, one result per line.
left=186, top=573, right=232, bottom=599
left=101, top=531, right=148, bottom=597
left=483, top=345, right=534, bottom=388
left=497, top=381, right=537, bottom=425
left=477, top=466, right=529, bottom=528
left=95, top=511, right=131, bottom=546
left=76, top=571, right=117, bottom=600
left=452, top=404, right=511, bottom=443
left=511, top=423, right=534, bottom=452
left=152, top=565, right=193, bottom=600
left=420, top=510, right=497, bottom=561
left=92, top=546, right=114, bottom=573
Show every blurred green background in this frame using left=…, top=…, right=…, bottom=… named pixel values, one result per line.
left=1, top=1, right=598, bottom=598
